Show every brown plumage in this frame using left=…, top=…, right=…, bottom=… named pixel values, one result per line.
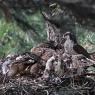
left=7, top=63, right=27, bottom=77
left=31, top=41, right=57, bottom=64
left=41, top=48, right=56, bottom=62
left=31, top=41, right=56, bottom=54
left=31, top=47, right=56, bottom=66
left=30, top=63, right=40, bottom=78
left=2, top=52, right=41, bottom=77
left=31, top=41, right=57, bottom=58
left=63, top=32, right=90, bottom=58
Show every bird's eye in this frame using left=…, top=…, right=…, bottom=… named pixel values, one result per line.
left=52, top=60, right=55, bottom=63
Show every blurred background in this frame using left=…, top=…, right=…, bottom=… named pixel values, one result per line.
left=0, top=11, right=46, bottom=58
left=0, top=0, right=95, bottom=58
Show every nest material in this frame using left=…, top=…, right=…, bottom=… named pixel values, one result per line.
left=0, top=47, right=95, bottom=95
left=0, top=73, right=95, bottom=95
left=0, top=52, right=95, bottom=95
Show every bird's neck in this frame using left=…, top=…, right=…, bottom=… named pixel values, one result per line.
left=64, top=39, right=74, bottom=54
left=65, top=38, right=74, bottom=46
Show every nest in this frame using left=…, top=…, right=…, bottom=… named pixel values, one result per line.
left=1, top=35, right=95, bottom=95
left=0, top=71, right=94, bottom=95
left=1, top=51, right=95, bottom=95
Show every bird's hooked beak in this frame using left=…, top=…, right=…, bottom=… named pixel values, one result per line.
left=62, top=35, right=67, bottom=41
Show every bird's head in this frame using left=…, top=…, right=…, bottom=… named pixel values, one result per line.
left=63, top=32, right=77, bottom=43
left=63, top=32, right=71, bottom=40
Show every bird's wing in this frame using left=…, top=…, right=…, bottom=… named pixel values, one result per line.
left=73, top=44, right=90, bottom=58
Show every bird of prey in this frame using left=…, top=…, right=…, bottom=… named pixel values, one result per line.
left=63, top=32, right=90, bottom=58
